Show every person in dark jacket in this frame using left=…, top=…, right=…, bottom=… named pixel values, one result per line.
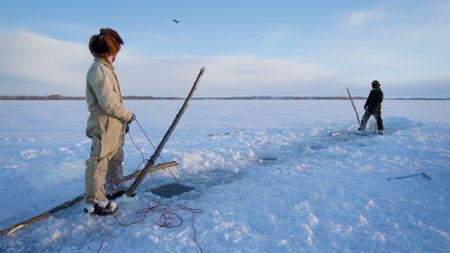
left=358, top=80, right=384, bottom=134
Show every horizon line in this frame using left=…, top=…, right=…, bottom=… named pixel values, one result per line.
left=0, top=95, right=449, bottom=101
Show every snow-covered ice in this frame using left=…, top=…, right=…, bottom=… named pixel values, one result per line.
left=0, top=99, right=449, bottom=253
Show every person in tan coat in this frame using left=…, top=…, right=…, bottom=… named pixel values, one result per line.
left=84, top=28, right=135, bottom=215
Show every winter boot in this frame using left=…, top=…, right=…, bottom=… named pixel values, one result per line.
left=358, top=119, right=366, bottom=131
left=84, top=200, right=117, bottom=216
left=358, top=124, right=365, bottom=131
left=377, top=129, right=384, bottom=135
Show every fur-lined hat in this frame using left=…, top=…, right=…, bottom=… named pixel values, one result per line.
left=89, top=28, right=124, bottom=58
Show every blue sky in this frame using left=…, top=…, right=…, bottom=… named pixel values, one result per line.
left=0, top=0, right=449, bottom=97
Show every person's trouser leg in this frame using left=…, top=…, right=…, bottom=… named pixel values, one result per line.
left=376, top=110, right=383, bottom=131
left=85, top=157, right=109, bottom=203
left=359, top=110, right=371, bottom=130
left=106, top=134, right=125, bottom=194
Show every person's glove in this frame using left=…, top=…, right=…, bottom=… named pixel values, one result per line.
left=128, top=113, right=136, bottom=123
left=364, top=105, right=368, bottom=110
left=126, top=113, right=136, bottom=133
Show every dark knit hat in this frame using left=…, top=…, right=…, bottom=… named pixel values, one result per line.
left=89, top=28, right=124, bottom=58
left=371, top=80, right=380, bottom=88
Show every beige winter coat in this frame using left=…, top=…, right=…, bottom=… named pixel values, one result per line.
left=85, top=57, right=132, bottom=159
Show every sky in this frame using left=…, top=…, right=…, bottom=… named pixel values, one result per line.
left=0, top=0, right=449, bottom=98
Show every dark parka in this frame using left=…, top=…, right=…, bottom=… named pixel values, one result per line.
left=364, top=88, right=383, bottom=114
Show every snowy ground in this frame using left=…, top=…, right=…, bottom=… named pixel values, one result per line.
left=0, top=99, right=449, bottom=253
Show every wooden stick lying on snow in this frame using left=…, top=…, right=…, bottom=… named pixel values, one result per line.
left=123, top=161, right=178, bottom=181
left=0, top=195, right=86, bottom=236
left=0, top=160, right=178, bottom=236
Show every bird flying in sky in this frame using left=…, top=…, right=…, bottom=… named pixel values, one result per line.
left=172, top=19, right=181, bottom=24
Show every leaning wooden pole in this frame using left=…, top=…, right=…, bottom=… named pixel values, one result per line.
left=346, top=87, right=361, bottom=128
left=0, top=161, right=177, bottom=236
left=126, top=67, right=206, bottom=197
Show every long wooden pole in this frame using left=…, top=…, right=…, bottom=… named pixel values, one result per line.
left=0, top=161, right=177, bottom=236
left=126, top=67, right=206, bottom=197
left=0, top=195, right=85, bottom=236
left=346, top=87, right=361, bottom=128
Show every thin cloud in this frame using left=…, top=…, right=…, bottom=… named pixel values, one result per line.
left=443, top=1, right=450, bottom=13
left=118, top=55, right=337, bottom=96
left=205, top=56, right=334, bottom=85
left=346, top=7, right=385, bottom=26
left=0, top=31, right=337, bottom=96
left=0, top=31, right=90, bottom=94
left=264, top=24, right=290, bottom=43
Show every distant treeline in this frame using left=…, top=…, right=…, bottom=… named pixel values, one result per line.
left=0, top=95, right=181, bottom=100
left=0, top=95, right=85, bottom=100
left=0, top=95, right=448, bottom=100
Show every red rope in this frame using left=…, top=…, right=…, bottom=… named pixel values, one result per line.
left=169, top=204, right=204, bottom=253
left=127, top=129, right=146, bottom=162
left=93, top=201, right=204, bottom=253
left=94, top=118, right=202, bottom=252
left=112, top=202, right=169, bottom=226
left=92, top=215, right=108, bottom=253
left=130, top=119, right=182, bottom=184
